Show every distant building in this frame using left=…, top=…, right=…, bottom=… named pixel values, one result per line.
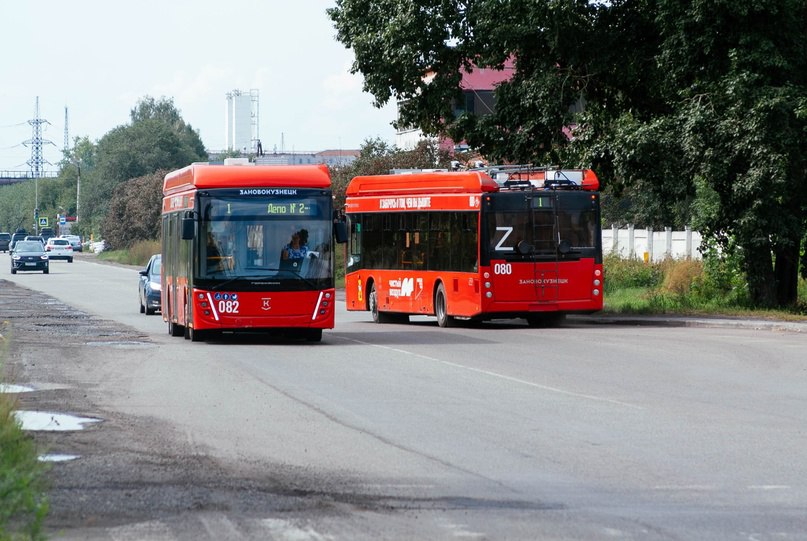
left=254, top=149, right=359, bottom=168
left=225, top=89, right=259, bottom=153
left=395, top=61, right=515, bottom=152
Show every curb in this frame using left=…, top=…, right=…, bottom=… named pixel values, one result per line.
left=571, top=314, right=807, bottom=333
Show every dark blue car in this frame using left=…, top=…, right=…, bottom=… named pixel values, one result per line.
left=10, top=240, right=49, bottom=274
left=138, top=254, right=162, bottom=315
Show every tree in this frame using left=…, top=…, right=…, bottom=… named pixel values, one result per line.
left=328, top=0, right=807, bottom=307
left=330, top=138, right=452, bottom=208
left=101, top=170, right=165, bottom=250
left=84, top=97, right=207, bottom=236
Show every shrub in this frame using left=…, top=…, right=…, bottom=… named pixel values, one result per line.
left=603, top=253, right=662, bottom=293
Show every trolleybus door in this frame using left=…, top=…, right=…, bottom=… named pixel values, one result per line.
left=525, top=192, right=560, bottom=303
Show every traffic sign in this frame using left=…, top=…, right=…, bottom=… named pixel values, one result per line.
left=39, top=217, right=48, bottom=227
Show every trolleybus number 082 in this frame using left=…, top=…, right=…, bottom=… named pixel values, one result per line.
left=219, top=300, right=240, bottom=314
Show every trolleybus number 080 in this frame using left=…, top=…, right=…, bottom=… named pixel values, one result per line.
left=494, top=263, right=513, bottom=275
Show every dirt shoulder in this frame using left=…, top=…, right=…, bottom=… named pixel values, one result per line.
left=0, top=280, right=325, bottom=535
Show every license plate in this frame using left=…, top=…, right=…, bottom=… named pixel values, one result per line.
left=25, top=262, right=37, bottom=266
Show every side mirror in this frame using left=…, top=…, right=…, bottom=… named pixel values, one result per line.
left=334, top=221, right=348, bottom=244
left=181, top=218, right=195, bottom=240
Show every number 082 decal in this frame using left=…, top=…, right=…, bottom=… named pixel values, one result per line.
left=218, top=299, right=240, bottom=314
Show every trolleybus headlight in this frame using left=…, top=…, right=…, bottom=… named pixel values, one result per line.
left=484, top=272, right=490, bottom=279
left=593, top=289, right=600, bottom=296
left=485, top=282, right=491, bottom=289
left=486, top=291, right=493, bottom=299
left=325, top=292, right=332, bottom=299
left=198, top=293, right=205, bottom=299
left=594, top=269, right=602, bottom=277
left=201, top=301, right=209, bottom=308
left=322, top=301, right=328, bottom=307
left=320, top=309, right=326, bottom=315
left=594, top=279, right=601, bottom=286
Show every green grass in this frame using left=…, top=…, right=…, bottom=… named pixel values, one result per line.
left=0, top=322, right=49, bottom=541
left=96, top=240, right=160, bottom=267
left=602, top=254, right=807, bottom=321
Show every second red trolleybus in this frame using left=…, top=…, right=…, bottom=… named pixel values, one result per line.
left=162, top=162, right=345, bottom=342
left=343, top=167, right=603, bottom=327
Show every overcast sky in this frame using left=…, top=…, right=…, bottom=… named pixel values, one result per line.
left=0, top=0, right=398, bottom=171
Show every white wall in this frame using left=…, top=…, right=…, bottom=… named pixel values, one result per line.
left=602, top=225, right=702, bottom=261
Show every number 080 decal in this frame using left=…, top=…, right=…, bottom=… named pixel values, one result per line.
left=494, top=263, right=512, bottom=275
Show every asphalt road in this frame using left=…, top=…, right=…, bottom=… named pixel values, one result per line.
left=2, top=254, right=807, bottom=540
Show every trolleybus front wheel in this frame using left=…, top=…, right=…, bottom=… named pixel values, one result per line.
left=369, top=283, right=407, bottom=324
left=168, top=320, right=184, bottom=337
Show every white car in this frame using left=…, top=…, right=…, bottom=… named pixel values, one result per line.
left=45, top=238, right=74, bottom=262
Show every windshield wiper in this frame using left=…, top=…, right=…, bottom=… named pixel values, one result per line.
left=253, top=271, right=320, bottom=289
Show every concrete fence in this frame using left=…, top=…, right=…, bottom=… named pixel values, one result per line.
left=602, top=225, right=702, bottom=262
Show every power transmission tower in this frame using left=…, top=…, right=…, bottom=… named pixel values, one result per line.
left=23, top=96, right=55, bottom=177
left=64, top=106, right=69, bottom=152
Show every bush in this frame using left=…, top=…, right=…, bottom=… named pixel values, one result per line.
left=603, top=253, right=662, bottom=293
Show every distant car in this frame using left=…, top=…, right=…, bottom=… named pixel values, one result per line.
left=45, top=238, right=74, bottom=262
left=59, top=234, right=83, bottom=252
left=24, top=235, right=45, bottom=244
left=10, top=230, right=28, bottom=251
left=39, top=227, right=56, bottom=243
left=138, top=254, right=162, bottom=315
left=0, top=232, right=10, bottom=253
left=10, top=240, right=49, bottom=274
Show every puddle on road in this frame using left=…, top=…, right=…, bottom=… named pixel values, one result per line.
left=39, top=454, right=80, bottom=462
left=13, top=411, right=102, bottom=431
left=0, top=384, right=34, bottom=393
left=85, top=340, right=156, bottom=349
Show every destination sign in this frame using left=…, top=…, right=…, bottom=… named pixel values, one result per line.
left=205, top=197, right=321, bottom=218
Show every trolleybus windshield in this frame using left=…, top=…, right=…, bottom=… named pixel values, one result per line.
left=485, top=191, right=600, bottom=261
left=195, top=190, right=334, bottom=289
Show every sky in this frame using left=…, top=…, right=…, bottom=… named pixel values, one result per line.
left=0, top=0, right=398, bottom=172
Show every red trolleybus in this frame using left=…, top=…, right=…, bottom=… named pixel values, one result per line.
left=343, top=167, right=602, bottom=327
left=162, top=162, right=345, bottom=342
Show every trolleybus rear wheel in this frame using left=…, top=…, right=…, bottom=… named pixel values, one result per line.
left=435, top=283, right=455, bottom=328
left=369, top=283, right=382, bottom=323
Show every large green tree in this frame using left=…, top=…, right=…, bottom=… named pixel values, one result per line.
left=328, top=0, right=807, bottom=307
left=82, top=96, right=206, bottom=236
left=330, top=138, right=453, bottom=208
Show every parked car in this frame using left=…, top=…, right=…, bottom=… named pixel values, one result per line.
left=10, top=240, right=49, bottom=274
left=10, top=229, right=28, bottom=251
left=45, top=238, right=74, bottom=262
left=138, top=254, right=162, bottom=315
left=59, top=234, right=83, bottom=252
left=0, top=232, right=10, bottom=253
